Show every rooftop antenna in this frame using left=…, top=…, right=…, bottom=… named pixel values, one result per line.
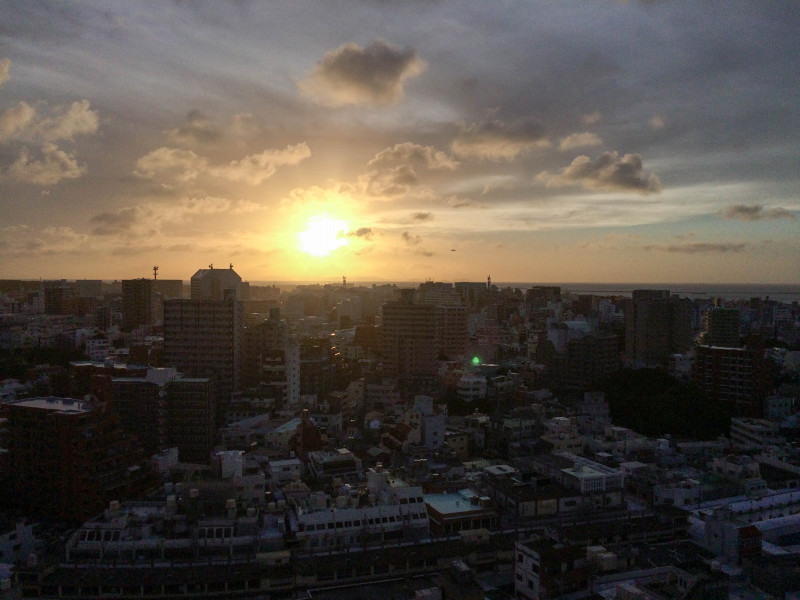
left=209, top=263, right=213, bottom=269
left=343, top=275, right=346, bottom=289
left=153, top=265, right=158, bottom=280
left=229, top=263, right=233, bottom=270
left=487, top=275, right=491, bottom=289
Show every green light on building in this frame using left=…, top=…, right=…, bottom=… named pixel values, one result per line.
left=471, top=356, right=481, bottom=366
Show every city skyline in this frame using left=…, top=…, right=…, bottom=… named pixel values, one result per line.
left=1, top=2, right=798, bottom=284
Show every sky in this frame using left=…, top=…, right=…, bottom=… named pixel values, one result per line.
left=0, top=1, right=798, bottom=284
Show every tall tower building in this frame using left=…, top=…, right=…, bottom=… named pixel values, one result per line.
left=191, top=265, right=242, bottom=300
left=382, top=290, right=437, bottom=396
left=162, top=297, right=242, bottom=424
left=624, top=290, right=692, bottom=368
left=241, top=308, right=290, bottom=390
left=121, top=278, right=155, bottom=331
left=706, top=307, right=740, bottom=347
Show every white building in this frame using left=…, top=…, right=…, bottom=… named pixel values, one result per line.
left=292, top=468, right=429, bottom=551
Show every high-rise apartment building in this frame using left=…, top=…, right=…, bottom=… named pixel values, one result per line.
left=382, top=290, right=437, bottom=396
left=121, top=278, right=155, bottom=331
left=0, top=397, right=152, bottom=522
left=706, top=307, right=740, bottom=347
left=162, top=297, right=242, bottom=424
left=624, top=289, right=692, bottom=368
left=435, top=304, right=468, bottom=360
left=190, top=265, right=242, bottom=301
left=112, top=368, right=216, bottom=463
left=693, top=338, right=769, bottom=417
left=241, top=308, right=289, bottom=389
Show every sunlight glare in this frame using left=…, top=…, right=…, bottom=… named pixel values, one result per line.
left=298, top=215, right=348, bottom=257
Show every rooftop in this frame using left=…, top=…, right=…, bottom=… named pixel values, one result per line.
left=8, top=396, right=92, bottom=413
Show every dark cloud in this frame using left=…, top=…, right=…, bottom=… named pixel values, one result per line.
left=90, top=207, right=140, bottom=235
left=412, top=212, right=433, bottom=221
left=719, top=204, right=795, bottom=221
left=165, top=109, right=221, bottom=145
left=349, top=227, right=373, bottom=240
left=451, top=118, right=549, bottom=160
left=537, top=151, right=661, bottom=194
left=299, top=40, right=426, bottom=106
left=643, top=242, right=748, bottom=253
left=402, top=231, right=421, bottom=245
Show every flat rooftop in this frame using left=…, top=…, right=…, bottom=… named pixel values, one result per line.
left=10, top=396, right=91, bottom=413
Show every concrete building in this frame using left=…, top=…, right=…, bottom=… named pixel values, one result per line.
left=381, top=291, right=437, bottom=396
left=515, top=537, right=588, bottom=600
left=121, top=278, right=155, bottom=332
left=113, top=368, right=217, bottom=464
left=706, top=307, right=740, bottom=347
left=693, top=340, right=769, bottom=417
left=190, top=265, right=242, bottom=301
left=424, top=488, right=498, bottom=535
left=0, top=396, right=152, bottom=523
left=624, top=290, right=692, bottom=368
left=162, top=296, right=243, bottom=421
left=292, top=468, right=429, bottom=550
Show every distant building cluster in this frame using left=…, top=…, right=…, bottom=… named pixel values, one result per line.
left=1, top=272, right=799, bottom=598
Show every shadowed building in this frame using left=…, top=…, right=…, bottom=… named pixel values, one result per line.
left=624, top=289, right=692, bottom=368
left=382, top=290, right=437, bottom=396
left=121, top=278, right=155, bottom=332
left=0, top=397, right=152, bottom=523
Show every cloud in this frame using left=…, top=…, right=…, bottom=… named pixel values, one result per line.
left=451, top=118, right=549, bottom=160
left=299, top=40, right=426, bottom=106
left=134, top=147, right=207, bottom=182
left=536, top=151, right=661, bottom=194
left=412, top=212, right=433, bottom=221
left=558, top=132, right=603, bottom=151
left=6, top=143, right=85, bottom=185
left=361, top=142, right=457, bottom=199
left=210, top=143, right=311, bottom=185
left=90, top=206, right=141, bottom=235
left=362, top=164, right=418, bottom=197
left=348, top=227, right=374, bottom=240
left=90, top=196, right=248, bottom=237
left=0, top=224, right=89, bottom=258
left=643, top=242, right=748, bottom=253
left=446, top=195, right=479, bottom=209
left=43, top=100, right=99, bottom=141
left=0, top=102, right=36, bottom=141
left=165, top=109, right=220, bottom=145
left=0, top=100, right=98, bottom=143
left=649, top=115, right=665, bottom=130
left=719, top=203, right=795, bottom=221
left=368, top=142, right=459, bottom=170
left=0, top=58, right=9, bottom=87
left=230, top=113, right=259, bottom=138
left=402, top=231, right=421, bottom=245
left=582, top=111, right=601, bottom=125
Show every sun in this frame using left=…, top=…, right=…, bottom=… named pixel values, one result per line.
left=298, top=215, right=348, bottom=256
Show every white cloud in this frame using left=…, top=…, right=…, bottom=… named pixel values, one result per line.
left=0, top=102, right=36, bottom=141
left=210, top=143, right=311, bottom=185
left=558, top=132, right=603, bottom=151
left=7, top=143, right=85, bottom=185
left=134, top=147, right=208, bottom=182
